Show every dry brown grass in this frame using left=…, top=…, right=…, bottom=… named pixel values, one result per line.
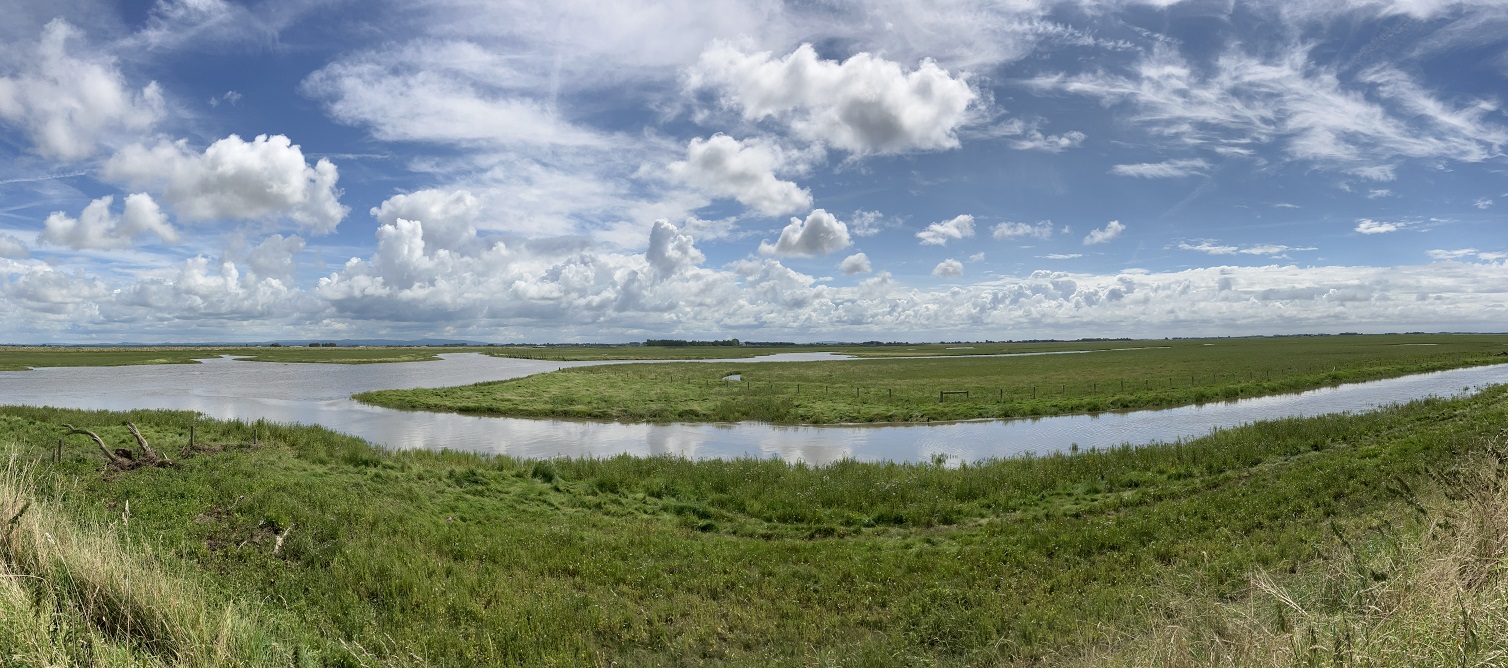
left=1069, top=433, right=1508, bottom=668
left=0, top=450, right=294, bottom=667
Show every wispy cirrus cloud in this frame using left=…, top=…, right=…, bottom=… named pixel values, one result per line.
left=1109, top=158, right=1210, bottom=178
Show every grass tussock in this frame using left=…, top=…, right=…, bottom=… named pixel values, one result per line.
left=1078, top=432, right=1508, bottom=667
left=0, top=451, right=300, bottom=667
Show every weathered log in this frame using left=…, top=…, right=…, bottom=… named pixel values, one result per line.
left=61, top=423, right=176, bottom=471
left=62, top=424, right=133, bottom=469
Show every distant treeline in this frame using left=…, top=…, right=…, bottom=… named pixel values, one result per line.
left=644, top=339, right=742, bottom=347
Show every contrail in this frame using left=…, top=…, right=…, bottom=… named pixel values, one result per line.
left=0, top=170, right=88, bottom=185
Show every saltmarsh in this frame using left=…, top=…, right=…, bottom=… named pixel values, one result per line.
left=359, top=334, right=1508, bottom=424
left=0, top=385, right=1504, bottom=665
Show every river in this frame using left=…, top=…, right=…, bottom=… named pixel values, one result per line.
left=0, top=352, right=1503, bottom=464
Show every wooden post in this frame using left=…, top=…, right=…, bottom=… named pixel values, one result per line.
left=189, top=424, right=196, bottom=448
left=55, top=438, right=63, bottom=464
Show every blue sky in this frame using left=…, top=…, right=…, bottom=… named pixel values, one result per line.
left=0, top=0, right=1504, bottom=343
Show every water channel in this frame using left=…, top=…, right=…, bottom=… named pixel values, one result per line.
left=0, top=352, right=1504, bottom=465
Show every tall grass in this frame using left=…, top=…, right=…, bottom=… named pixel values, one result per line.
left=1077, top=434, right=1508, bottom=667
left=0, top=449, right=305, bottom=667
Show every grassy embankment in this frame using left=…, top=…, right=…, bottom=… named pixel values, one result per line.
left=360, top=334, right=1508, bottom=424
left=1, top=384, right=1507, bottom=665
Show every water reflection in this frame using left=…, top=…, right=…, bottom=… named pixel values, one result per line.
left=0, top=353, right=1503, bottom=464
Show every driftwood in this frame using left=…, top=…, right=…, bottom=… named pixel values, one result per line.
left=61, top=423, right=177, bottom=471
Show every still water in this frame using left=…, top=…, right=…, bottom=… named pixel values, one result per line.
left=0, top=353, right=1503, bottom=464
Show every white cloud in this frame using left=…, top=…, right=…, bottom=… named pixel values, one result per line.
left=0, top=19, right=164, bottom=161
left=1083, top=220, right=1125, bottom=245
left=102, top=134, right=348, bottom=234
left=839, top=252, right=872, bottom=275
left=1040, top=253, right=1082, bottom=259
left=668, top=134, right=812, bottom=216
left=38, top=193, right=178, bottom=250
left=986, top=119, right=1087, bottom=152
left=849, top=209, right=897, bottom=237
left=689, top=42, right=977, bottom=155
left=1177, top=240, right=1317, bottom=257
left=302, top=41, right=610, bottom=149
left=1426, top=248, right=1503, bottom=262
left=916, top=214, right=975, bottom=246
left=1036, top=42, right=1508, bottom=172
left=1475, top=198, right=1493, bottom=209
left=992, top=220, right=1056, bottom=240
left=1012, top=129, right=1085, bottom=152
left=1109, top=158, right=1209, bottom=178
left=645, top=219, right=704, bottom=277
left=371, top=189, right=480, bottom=251
left=932, top=258, right=964, bottom=278
left=0, top=234, right=28, bottom=259
left=1354, top=218, right=1423, bottom=234
left=1348, top=165, right=1397, bottom=182
left=759, top=209, right=852, bottom=257
left=1367, top=188, right=1393, bottom=199
left=244, top=233, right=306, bottom=284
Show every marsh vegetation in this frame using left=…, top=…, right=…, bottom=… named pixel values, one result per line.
left=0, top=383, right=1505, bottom=665
left=358, top=334, right=1508, bottom=424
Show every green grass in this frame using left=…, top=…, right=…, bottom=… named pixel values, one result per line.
left=358, top=333, right=1508, bottom=424
left=1, top=382, right=1506, bottom=665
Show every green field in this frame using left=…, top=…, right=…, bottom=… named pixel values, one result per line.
left=358, top=334, right=1508, bottom=424
left=1, top=384, right=1507, bottom=665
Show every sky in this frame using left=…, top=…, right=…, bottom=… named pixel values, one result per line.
left=0, top=0, right=1505, bottom=344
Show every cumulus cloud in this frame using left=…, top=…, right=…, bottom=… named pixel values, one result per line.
left=103, top=134, right=348, bottom=234
left=645, top=219, right=704, bottom=277
left=1110, top=158, right=1210, bottom=178
left=759, top=209, right=852, bottom=257
left=916, top=214, right=975, bottom=246
left=371, top=189, right=480, bottom=251
left=992, top=220, right=1056, bottom=240
left=245, top=234, right=306, bottom=284
left=667, top=134, right=812, bottom=216
left=0, top=234, right=28, bottom=259
left=0, top=20, right=164, bottom=160
left=1083, top=220, right=1125, bottom=245
left=839, top=252, right=871, bottom=275
left=689, top=42, right=977, bottom=155
left=933, top=258, right=964, bottom=278
left=38, top=194, right=178, bottom=250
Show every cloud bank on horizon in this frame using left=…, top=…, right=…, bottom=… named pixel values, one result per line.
left=0, top=0, right=1504, bottom=343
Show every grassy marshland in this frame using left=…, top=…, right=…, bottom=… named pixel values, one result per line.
left=1, top=384, right=1507, bottom=665
left=358, top=334, right=1508, bottom=424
